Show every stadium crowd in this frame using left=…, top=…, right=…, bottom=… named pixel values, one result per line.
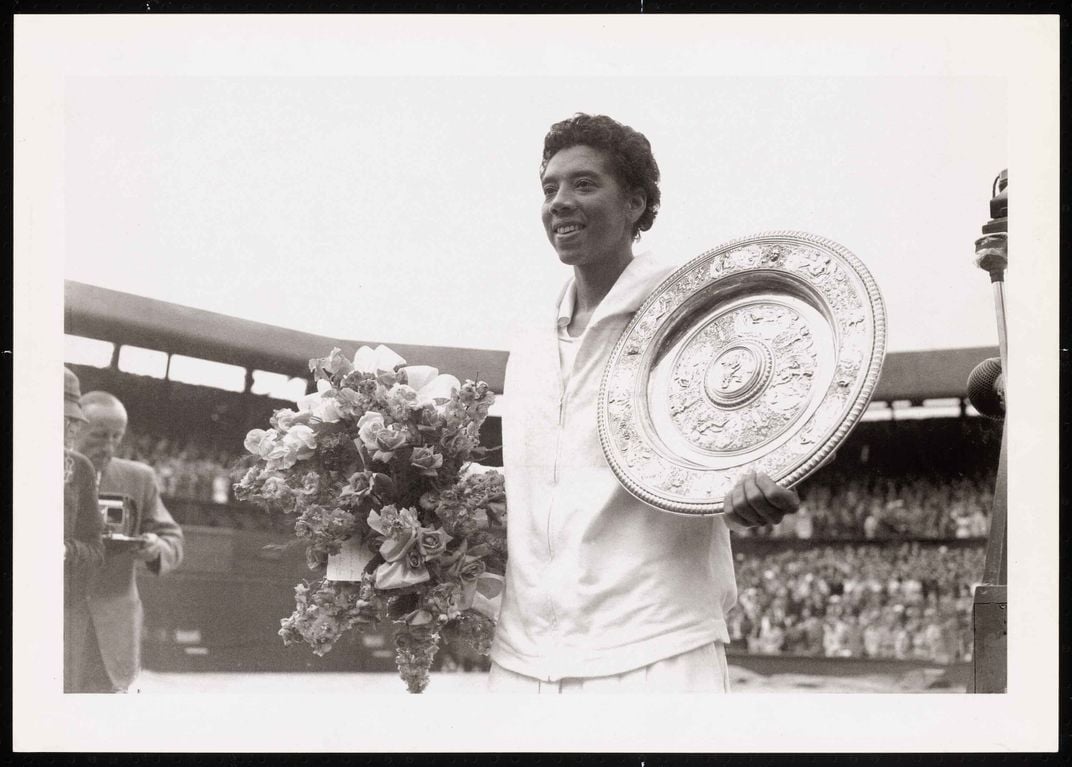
left=117, top=430, right=992, bottom=541
left=738, top=468, right=992, bottom=540
left=117, top=430, right=241, bottom=505
left=112, top=418, right=993, bottom=665
left=727, top=543, right=983, bottom=663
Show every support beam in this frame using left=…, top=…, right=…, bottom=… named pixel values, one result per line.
left=972, top=425, right=1007, bottom=693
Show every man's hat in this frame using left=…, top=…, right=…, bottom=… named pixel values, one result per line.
left=64, top=366, right=87, bottom=422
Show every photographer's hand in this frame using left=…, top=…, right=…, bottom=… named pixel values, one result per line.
left=132, top=532, right=163, bottom=563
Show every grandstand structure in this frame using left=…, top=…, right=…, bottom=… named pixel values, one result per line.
left=64, top=280, right=1003, bottom=686
left=66, top=280, right=997, bottom=411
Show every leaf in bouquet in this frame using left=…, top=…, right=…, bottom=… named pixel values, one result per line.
left=365, top=549, right=385, bottom=574
left=386, top=591, right=420, bottom=619
left=352, top=440, right=373, bottom=471
left=437, top=539, right=467, bottom=568
left=466, top=542, right=493, bottom=559
left=261, top=538, right=304, bottom=557
left=370, top=472, right=395, bottom=497
left=400, top=608, right=435, bottom=627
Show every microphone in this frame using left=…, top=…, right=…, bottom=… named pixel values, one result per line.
left=967, top=357, right=1005, bottom=419
left=975, top=170, right=1009, bottom=397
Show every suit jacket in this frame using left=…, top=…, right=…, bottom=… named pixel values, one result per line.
left=65, top=449, right=104, bottom=595
left=64, top=449, right=104, bottom=692
left=87, top=457, right=184, bottom=689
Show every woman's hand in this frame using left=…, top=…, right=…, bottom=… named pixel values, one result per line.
left=723, top=470, right=800, bottom=529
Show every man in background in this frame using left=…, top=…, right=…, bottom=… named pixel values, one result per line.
left=75, top=391, right=185, bottom=693
left=63, top=367, right=104, bottom=692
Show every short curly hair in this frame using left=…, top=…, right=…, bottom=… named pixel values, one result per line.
left=540, top=113, right=661, bottom=239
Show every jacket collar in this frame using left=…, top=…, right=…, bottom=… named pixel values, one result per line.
left=554, top=252, right=675, bottom=332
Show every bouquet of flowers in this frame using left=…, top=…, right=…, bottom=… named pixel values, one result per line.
left=234, top=344, right=506, bottom=693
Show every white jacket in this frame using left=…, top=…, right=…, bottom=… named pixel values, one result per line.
left=491, top=253, right=737, bottom=682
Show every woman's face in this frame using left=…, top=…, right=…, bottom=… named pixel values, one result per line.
left=540, top=144, right=644, bottom=269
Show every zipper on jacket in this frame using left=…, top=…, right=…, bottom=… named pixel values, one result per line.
left=552, top=389, right=567, bottom=483
left=547, top=315, right=581, bottom=633
left=548, top=387, right=566, bottom=558
left=544, top=480, right=559, bottom=629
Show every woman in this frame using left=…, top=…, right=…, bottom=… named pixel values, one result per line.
left=64, top=366, right=104, bottom=692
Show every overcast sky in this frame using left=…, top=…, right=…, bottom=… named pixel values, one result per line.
left=63, top=74, right=1006, bottom=354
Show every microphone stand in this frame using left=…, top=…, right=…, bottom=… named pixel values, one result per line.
left=971, top=171, right=1007, bottom=693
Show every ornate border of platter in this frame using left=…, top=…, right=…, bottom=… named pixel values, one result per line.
left=597, top=231, right=886, bottom=516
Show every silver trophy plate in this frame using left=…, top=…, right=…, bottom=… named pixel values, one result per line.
left=598, top=231, right=886, bottom=516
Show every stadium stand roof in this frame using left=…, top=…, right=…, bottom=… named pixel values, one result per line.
left=65, top=280, right=996, bottom=402
left=65, top=280, right=509, bottom=392
left=871, top=347, right=999, bottom=403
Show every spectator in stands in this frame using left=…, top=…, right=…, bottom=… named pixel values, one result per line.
left=953, top=506, right=974, bottom=539
left=844, top=614, right=865, bottom=658
left=893, top=613, right=913, bottom=660
left=862, top=608, right=883, bottom=658
left=781, top=615, right=805, bottom=655
left=822, top=602, right=849, bottom=658
left=794, top=502, right=814, bottom=539
left=800, top=608, right=825, bottom=656
left=769, top=512, right=795, bottom=538
left=63, top=367, right=104, bottom=693
left=728, top=543, right=983, bottom=663
left=75, top=391, right=185, bottom=693
left=862, top=503, right=881, bottom=539
left=921, top=607, right=949, bottom=663
left=659, top=457, right=993, bottom=541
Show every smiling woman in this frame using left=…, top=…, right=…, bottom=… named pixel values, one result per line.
left=541, top=144, right=645, bottom=272
left=540, top=112, right=661, bottom=240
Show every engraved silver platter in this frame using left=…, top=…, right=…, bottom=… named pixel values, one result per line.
left=598, top=231, right=886, bottom=516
